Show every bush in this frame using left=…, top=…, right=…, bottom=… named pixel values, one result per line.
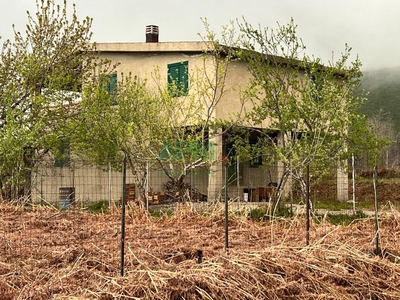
left=248, top=205, right=291, bottom=221
left=325, top=210, right=368, bottom=226
left=86, top=201, right=109, bottom=214
left=358, top=167, right=400, bottom=179
left=149, top=208, right=174, bottom=218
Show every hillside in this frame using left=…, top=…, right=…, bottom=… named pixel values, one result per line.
left=359, top=66, right=400, bottom=132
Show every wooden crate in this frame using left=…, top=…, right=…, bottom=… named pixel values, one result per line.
left=147, top=191, right=166, bottom=205
left=125, top=184, right=135, bottom=202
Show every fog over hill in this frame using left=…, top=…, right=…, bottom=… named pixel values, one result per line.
left=359, top=66, right=400, bottom=133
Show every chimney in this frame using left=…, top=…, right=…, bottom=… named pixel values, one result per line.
left=146, top=25, right=159, bottom=43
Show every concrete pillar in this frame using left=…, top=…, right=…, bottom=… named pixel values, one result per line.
left=337, top=166, right=349, bottom=201
left=207, top=133, right=224, bottom=202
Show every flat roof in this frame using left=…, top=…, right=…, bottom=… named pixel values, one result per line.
left=95, top=41, right=209, bottom=53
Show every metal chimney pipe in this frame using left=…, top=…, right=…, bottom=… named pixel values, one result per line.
left=146, top=25, right=159, bottom=43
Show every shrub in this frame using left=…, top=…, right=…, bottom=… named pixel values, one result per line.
left=325, top=210, right=368, bottom=226
left=86, top=201, right=109, bottom=214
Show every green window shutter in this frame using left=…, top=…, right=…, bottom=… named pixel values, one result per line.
left=54, top=140, right=70, bottom=167
left=310, top=74, right=321, bottom=102
left=179, top=62, right=188, bottom=94
left=167, top=61, right=188, bottom=96
left=167, top=63, right=179, bottom=85
left=159, top=141, right=185, bottom=161
left=159, top=139, right=204, bottom=161
left=107, top=73, right=117, bottom=93
left=106, top=73, right=117, bottom=105
left=159, top=141, right=173, bottom=160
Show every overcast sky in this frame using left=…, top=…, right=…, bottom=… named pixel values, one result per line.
left=0, top=0, right=398, bottom=71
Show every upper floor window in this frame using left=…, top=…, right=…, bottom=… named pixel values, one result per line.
left=167, top=61, right=188, bottom=97
left=100, top=73, right=117, bottom=105
left=310, top=74, right=322, bottom=102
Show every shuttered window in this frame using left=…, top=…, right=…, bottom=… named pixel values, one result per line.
left=106, top=73, right=118, bottom=105
left=54, top=140, right=70, bottom=167
left=167, top=61, right=188, bottom=96
left=310, top=74, right=322, bottom=102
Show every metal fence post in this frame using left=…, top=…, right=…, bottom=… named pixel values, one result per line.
left=237, top=155, right=240, bottom=210
left=120, top=156, right=127, bottom=276
left=352, top=154, right=356, bottom=214
left=145, top=161, right=149, bottom=211
left=373, top=166, right=380, bottom=255
left=108, top=162, right=112, bottom=208
left=190, top=167, right=193, bottom=201
left=224, top=161, right=229, bottom=253
left=306, top=164, right=310, bottom=246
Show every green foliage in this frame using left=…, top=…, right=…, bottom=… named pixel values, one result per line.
left=159, top=140, right=207, bottom=163
left=149, top=208, right=174, bottom=218
left=233, top=18, right=380, bottom=202
left=75, top=70, right=201, bottom=198
left=76, top=72, right=182, bottom=164
left=74, top=21, right=242, bottom=201
left=86, top=201, right=109, bottom=214
left=247, top=205, right=291, bottom=221
left=323, top=210, right=368, bottom=226
left=0, top=0, right=109, bottom=199
left=313, top=199, right=354, bottom=211
left=247, top=207, right=267, bottom=221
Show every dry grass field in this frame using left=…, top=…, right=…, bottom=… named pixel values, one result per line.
left=1, top=201, right=400, bottom=299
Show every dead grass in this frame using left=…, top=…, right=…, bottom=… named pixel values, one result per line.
left=1, top=201, right=400, bottom=299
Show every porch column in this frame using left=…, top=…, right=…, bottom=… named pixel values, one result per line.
left=337, top=166, right=349, bottom=201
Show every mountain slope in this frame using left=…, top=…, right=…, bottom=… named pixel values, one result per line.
left=359, top=66, right=400, bottom=132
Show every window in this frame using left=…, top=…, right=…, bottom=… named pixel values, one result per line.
left=167, top=61, right=188, bottom=96
left=310, top=74, right=322, bottom=102
left=102, top=73, right=117, bottom=105
left=54, top=140, right=70, bottom=167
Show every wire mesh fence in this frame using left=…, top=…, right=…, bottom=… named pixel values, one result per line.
left=1, top=156, right=400, bottom=292
left=27, top=156, right=376, bottom=209
left=13, top=155, right=400, bottom=229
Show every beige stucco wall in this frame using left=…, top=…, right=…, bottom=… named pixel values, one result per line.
left=214, top=60, right=270, bottom=127
left=96, top=42, right=268, bottom=127
left=99, top=51, right=197, bottom=90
